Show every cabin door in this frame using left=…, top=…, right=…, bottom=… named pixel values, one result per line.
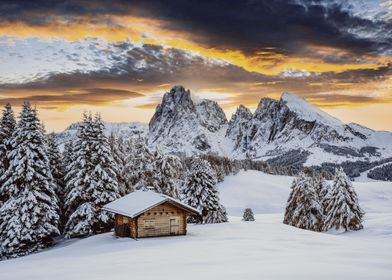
left=170, top=218, right=179, bottom=235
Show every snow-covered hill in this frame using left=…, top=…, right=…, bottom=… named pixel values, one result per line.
left=55, top=86, right=392, bottom=165
left=56, top=121, right=148, bottom=148
left=1, top=171, right=391, bottom=280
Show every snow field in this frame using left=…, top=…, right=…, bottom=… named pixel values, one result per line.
left=1, top=170, right=392, bottom=280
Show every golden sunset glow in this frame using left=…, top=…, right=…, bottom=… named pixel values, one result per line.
left=0, top=1, right=391, bottom=131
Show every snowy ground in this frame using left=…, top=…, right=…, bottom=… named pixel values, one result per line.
left=1, top=170, right=392, bottom=280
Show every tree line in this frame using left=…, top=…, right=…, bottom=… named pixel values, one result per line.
left=0, top=104, right=228, bottom=259
left=283, top=168, right=365, bottom=232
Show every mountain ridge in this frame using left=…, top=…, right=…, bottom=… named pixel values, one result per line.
left=56, top=85, right=392, bottom=165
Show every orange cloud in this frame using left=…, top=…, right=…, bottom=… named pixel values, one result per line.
left=0, top=15, right=390, bottom=76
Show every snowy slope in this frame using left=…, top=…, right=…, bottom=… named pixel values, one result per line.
left=1, top=171, right=392, bottom=280
left=55, top=86, right=392, bottom=165
left=55, top=121, right=148, bottom=148
left=281, top=92, right=344, bottom=128
left=146, top=87, right=392, bottom=164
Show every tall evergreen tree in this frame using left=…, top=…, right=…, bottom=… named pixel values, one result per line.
left=0, top=102, right=59, bottom=258
left=323, top=168, right=364, bottom=231
left=314, top=174, right=330, bottom=212
left=62, top=141, right=74, bottom=174
left=110, top=134, right=132, bottom=195
left=0, top=103, right=16, bottom=207
left=183, top=158, right=227, bottom=224
left=64, top=113, right=120, bottom=238
left=283, top=173, right=324, bottom=232
left=159, top=153, right=183, bottom=199
left=47, top=132, right=66, bottom=231
left=123, top=136, right=154, bottom=191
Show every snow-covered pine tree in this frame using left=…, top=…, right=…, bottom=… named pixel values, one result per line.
left=203, top=204, right=228, bottom=224
left=313, top=174, right=330, bottom=213
left=145, top=149, right=164, bottom=193
left=242, top=208, right=255, bottom=221
left=109, top=134, right=130, bottom=195
left=123, top=136, right=155, bottom=192
left=62, top=141, right=74, bottom=173
left=183, top=158, right=227, bottom=224
left=46, top=132, right=66, bottom=231
left=158, top=153, right=183, bottom=198
left=0, top=103, right=16, bottom=206
left=64, top=113, right=93, bottom=217
left=0, top=102, right=59, bottom=259
left=283, top=172, right=324, bottom=232
left=64, top=113, right=120, bottom=238
left=323, top=168, right=364, bottom=232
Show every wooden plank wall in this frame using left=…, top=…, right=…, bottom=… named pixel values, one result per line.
left=137, top=202, right=186, bottom=238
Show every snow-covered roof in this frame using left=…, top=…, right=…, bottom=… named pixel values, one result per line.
left=102, top=191, right=201, bottom=218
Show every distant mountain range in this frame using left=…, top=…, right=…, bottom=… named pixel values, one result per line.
left=56, top=85, right=392, bottom=166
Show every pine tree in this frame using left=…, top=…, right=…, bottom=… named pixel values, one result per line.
left=47, top=132, right=66, bottom=232
left=242, top=208, right=255, bottom=221
left=323, top=168, right=364, bottom=232
left=124, top=137, right=160, bottom=192
left=314, top=174, right=330, bottom=212
left=64, top=113, right=120, bottom=238
left=0, top=102, right=59, bottom=258
left=109, top=134, right=130, bottom=195
left=283, top=173, right=324, bottom=232
left=158, top=153, right=183, bottom=198
left=62, top=141, right=74, bottom=174
left=0, top=103, right=16, bottom=206
left=183, top=158, right=227, bottom=224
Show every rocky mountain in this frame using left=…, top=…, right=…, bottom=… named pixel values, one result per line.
left=226, top=92, right=392, bottom=164
left=147, top=86, right=392, bottom=165
left=148, top=85, right=228, bottom=156
left=57, top=85, right=392, bottom=165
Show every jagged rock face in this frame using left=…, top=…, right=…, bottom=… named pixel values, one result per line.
left=196, top=99, right=227, bottom=132
left=242, top=94, right=351, bottom=157
left=226, top=105, right=253, bottom=156
left=57, top=86, right=392, bottom=165
left=148, top=86, right=227, bottom=156
left=225, top=92, right=392, bottom=162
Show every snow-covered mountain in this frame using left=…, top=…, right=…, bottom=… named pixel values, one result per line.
left=148, top=85, right=228, bottom=156
left=56, top=121, right=148, bottom=149
left=56, top=86, right=392, bottom=165
left=147, top=86, right=392, bottom=164
left=226, top=92, right=392, bottom=164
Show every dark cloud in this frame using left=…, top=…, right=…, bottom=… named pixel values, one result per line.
left=0, top=44, right=267, bottom=92
left=0, top=43, right=390, bottom=108
left=1, top=0, right=391, bottom=56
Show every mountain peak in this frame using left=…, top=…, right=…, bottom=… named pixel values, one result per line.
left=280, top=92, right=342, bottom=127
left=281, top=91, right=306, bottom=104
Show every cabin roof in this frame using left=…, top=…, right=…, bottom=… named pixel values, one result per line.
left=102, top=190, right=201, bottom=218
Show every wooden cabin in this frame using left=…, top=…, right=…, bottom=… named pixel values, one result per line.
left=102, top=191, right=200, bottom=238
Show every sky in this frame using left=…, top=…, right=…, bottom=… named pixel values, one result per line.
left=0, top=0, right=391, bottom=132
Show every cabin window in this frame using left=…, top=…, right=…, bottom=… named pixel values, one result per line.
left=144, top=220, right=155, bottom=229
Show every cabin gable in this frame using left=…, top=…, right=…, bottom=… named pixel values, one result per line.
left=114, top=201, right=189, bottom=238
left=137, top=202, right=187, bottom=237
